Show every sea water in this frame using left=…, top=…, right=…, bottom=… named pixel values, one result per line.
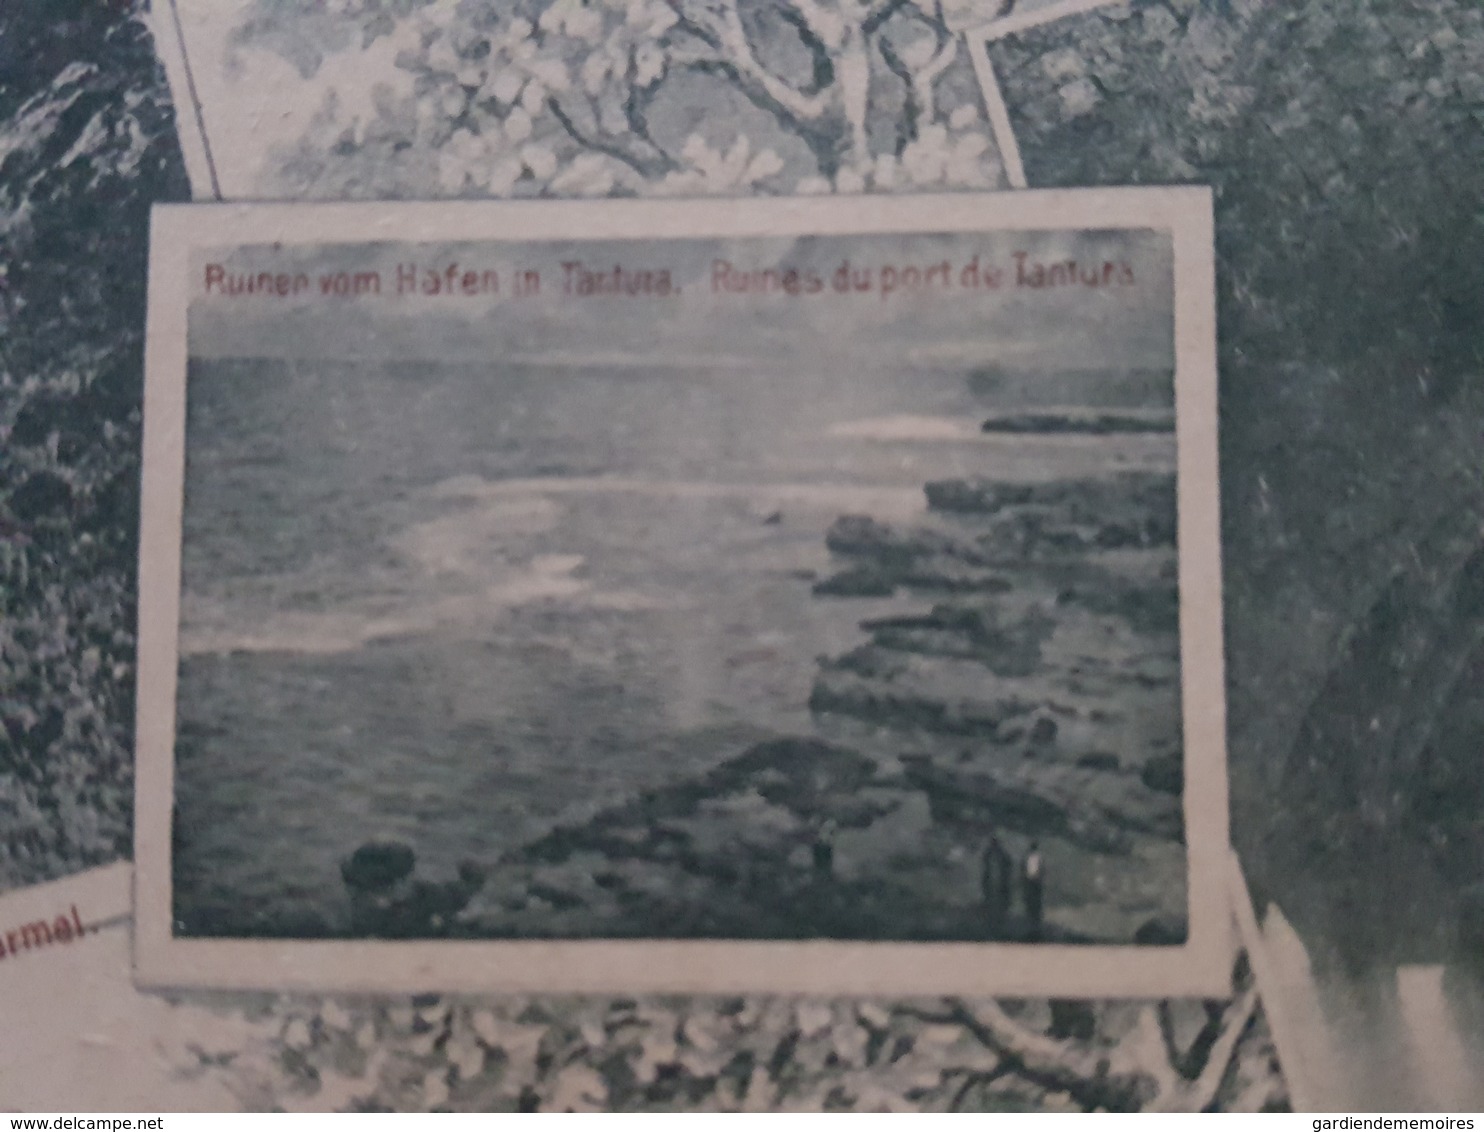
left=171, top=356, right=1172, bottom=934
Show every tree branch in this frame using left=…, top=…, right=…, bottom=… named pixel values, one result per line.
left=909, top=0, right=959, bottom=117
left=1155, top=1002, right=1184, bottom=1073
left=875, top=0, right=957, bottom=151
left=931, top=1000, right=1153, bottom=1112
left=786, top=0, right=847, bottom=48
left=544, top=96, right=674, bottom=179
left=919, top=1, right=958, bottom=85
left=876, top=36, right=919, bottom=149
left=1179, top=1001, right=1231, bottom=1080
left=862, top=0, right=914, bottom=36
left=669, top=0, right=830, bottom=120
left=666, top=40, right=846, bottom=175
left=622, top=56, right=669, bottom=158
left=948, top=1064, right=1014, bottom=1111
left=1155, top=985, right=1260, bottom=1113
left=775, top=4, right=836, bottom=94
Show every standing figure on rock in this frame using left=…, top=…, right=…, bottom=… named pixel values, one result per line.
left=1021, top=841, right=1045, bottom=939
left=980, top=834, right=1013, bottom=931
left=812, top=818, right=837, bottom=878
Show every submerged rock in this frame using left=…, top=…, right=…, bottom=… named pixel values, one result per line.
left=716, top=737, right=879, bottom=815
left=343, top=848, right=488, bottom=939
left=825, top=514, right=973, bottom=564
left=902, top=756, right=1070, bottom=835
left=864, top=603, right=1053, bottom=658
left=1140, top=752, right=1184, bottom=796
left=924, top=479, right=1051, bottom=514
left=1057, top=576, right=1180, bottom=635
left=809, top=676, right=1028, bottom=740
left=979, top=411, right=1174, bottom=435
left=342, top=841, right=417, bottom=892
left=812, top=565, right=897, bottom=597
left=1134, top=915, right=1189, bottom=946
left=925, top=473, right=1175, bottom=518
left=1029, top=717, right=1059, bottom=746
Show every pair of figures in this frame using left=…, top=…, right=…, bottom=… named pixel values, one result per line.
left=981, top=835, right=1044, bottom=936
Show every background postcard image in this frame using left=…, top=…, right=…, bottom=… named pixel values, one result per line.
left=135, top=191, right=1228, bottom=996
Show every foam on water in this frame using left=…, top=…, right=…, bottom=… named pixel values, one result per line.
left=425, top=474, right=928, bottom=521
left=827, top=414, right=985, bottom=441
left=180, top=554, right=592, bottom=657
left=392, top=495, right=562, bottom=576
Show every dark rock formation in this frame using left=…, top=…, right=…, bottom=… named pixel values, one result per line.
left=341, top=840, right=417, bottom=892
left=1134, top=916, right=1189, bottom=946
left=461, top=733, right=1131, bottom=942
left=812, top=564, right=897, bottom=597
left=1057, top=573, right=1179, bottom=636
left=794, top=464, right=1188, bottom=940
left=900, top=755, right=1182, bottom=848
left=808, top=677, right=1034, bottom=740
left=924, top=473, right=1175, bottom=524
left=837, top=604, right=1055, bottom=679
left=1028, top=716, right=1059, bottom=746
left=826, top=514, right=979, bottom=564
left=980, top=411, right=1174, bottom=435
left=342, top=840, right=487, bottom=938
left=903, top=755, right=1071, bottom=836
left=2, top=0, right=190, bottom=889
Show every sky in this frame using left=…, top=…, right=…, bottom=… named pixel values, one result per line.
left=188, top=227, right=1174, bottom=375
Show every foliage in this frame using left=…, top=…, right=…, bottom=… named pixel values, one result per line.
left=0, top=2, right=191, bottom=885
left=179, top=979, right=1284, bottom=1112
left=239, top=0, right=1005, bottom=197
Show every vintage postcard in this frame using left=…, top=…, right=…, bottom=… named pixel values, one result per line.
left=134, top=188, right=1228, bottom=996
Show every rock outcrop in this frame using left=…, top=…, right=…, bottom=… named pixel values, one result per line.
left=452, top=464, right=1187, bottom=946
left=980, top=410, right=1174, bottom=435
left=342, top=840, right=487, bottom=938
left=803, top=469, right=1187, bottom=942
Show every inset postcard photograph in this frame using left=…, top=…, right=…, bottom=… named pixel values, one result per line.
left=135, top=189, right=1228, bottom=996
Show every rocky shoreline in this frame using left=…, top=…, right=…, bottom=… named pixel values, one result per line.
left=296, top=466, right=1188, bottom=947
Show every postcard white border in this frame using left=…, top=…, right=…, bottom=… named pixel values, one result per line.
left=146, top=0, right=222, bottom=201
left=135, top=187, right=1230, bottom=997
